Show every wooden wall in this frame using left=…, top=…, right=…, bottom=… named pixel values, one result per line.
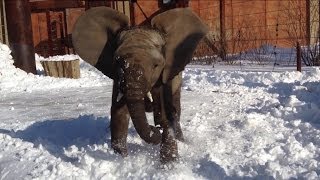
left=310, top=0, right=319, bottom=44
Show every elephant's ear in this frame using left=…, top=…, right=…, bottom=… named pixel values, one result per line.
left=72, top=7, right=129, bottom=79
left=151, top=8, right=209, bottom=83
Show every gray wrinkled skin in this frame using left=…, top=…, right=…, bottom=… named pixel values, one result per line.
left=72, top=7, right=208, bottom=163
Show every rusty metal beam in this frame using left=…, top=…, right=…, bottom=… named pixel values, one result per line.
left=30, top=0, right=84, bottom=11
left=5, top=0, right=36, bottom=74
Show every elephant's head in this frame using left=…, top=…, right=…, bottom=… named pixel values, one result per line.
left=72, top=7, right=208, bottom=144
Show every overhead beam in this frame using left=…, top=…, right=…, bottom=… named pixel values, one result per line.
left=30, top=0, right=85, bottom=11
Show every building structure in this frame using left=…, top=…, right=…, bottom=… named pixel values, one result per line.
left=1, top=0, right=319, bottom=59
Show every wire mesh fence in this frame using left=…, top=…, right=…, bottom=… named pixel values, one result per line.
left=0, top=0, right=319, bottom=70
left=191, top=0, right=320, bottom=68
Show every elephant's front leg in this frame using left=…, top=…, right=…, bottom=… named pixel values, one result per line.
left=171, top=80, right=184, bottom=141
left=111, top=82, right=130, bottom=157
left=159, top=73, right=183, bottom=163
left=163, top=72, right=183, bottom=140
left=151, top=85, right=162, bottom=127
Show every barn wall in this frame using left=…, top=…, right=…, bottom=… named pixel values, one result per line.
left=1, top=0, right=315, bottom=58
left=134, top=0, right=159, bottom=25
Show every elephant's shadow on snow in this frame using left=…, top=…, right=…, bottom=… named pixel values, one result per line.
left=0, top=115, right=157, bottom=163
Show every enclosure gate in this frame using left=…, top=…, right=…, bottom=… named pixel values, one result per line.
left=30, top=0, right=131, bottom=58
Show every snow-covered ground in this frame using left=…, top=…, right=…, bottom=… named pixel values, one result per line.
left=0, top=43, right=320, bottom=179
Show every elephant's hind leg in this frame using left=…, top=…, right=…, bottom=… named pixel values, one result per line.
left=159, top=73, right=185, bottom=163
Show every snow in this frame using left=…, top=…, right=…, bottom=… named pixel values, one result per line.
left=0, top=42, right=320, bottom=179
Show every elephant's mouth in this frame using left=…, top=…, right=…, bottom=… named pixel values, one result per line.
left=115, top=60, right=153, bottom=103
left=116, top=88, right=153, bottom=103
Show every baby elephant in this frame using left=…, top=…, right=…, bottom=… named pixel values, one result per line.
left=72, top=7, right=208, bottom=163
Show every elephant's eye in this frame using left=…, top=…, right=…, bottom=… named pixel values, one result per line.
left=153, top=64, right=158, bottom=69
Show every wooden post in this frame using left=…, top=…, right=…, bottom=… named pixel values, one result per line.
left=296, top=42, right=302, bottom=72
left=318, top=0, right=320, bottom=45
left=4, top=0, right=36, bottom=74
left=0, top=0, right=7, bottom=44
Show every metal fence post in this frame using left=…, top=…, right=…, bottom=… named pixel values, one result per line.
left=219, top=0, right=226, bottom=61
left=296, top=42, right=302, bottom=72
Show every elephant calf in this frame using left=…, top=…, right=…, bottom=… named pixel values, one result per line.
left=72, top=7, right=208, bottom=163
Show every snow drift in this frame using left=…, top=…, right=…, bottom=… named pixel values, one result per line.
left=0, top=43, right=320, bottom=179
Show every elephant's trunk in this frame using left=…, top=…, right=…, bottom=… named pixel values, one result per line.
left=123, top=64, right=161, bottom=144
left=127, top=99, right=161, bottom=144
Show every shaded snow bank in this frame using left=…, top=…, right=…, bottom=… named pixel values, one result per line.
left=0, top=43, right=111, bottom=93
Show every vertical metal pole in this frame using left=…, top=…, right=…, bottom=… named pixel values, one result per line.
left=198, top=0, right=200, bottom=16
left=184, top=0, right=189, bottom=7
left=63, top=9, right=70, bottom=54
left=4, top=0, right=36, bottom=74
left=122, top=0, right=125, bottom=14
left=318, top=0, right=320, bottom=44
left=219, top=0, right=226, bottom=60
left=112, top=0, right=115, bottom=9
left=59, top=13, right=65, bottom=55
left=85, top=0, right=89, bottom=10
left=296, top=42, right=302, bottom=72
left=230, top=0, right=234, bottom=52
left=46, top=10, right=53, bottom=57
left=265, top=0, right=267, bottom=43
left=306, top=0, right=310, bottom=45
left=129, top=0, right=135, bottom=26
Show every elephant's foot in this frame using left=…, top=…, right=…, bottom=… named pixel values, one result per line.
left=111, top=138, right=128, bottom=157
left=160, top=128, right=178, bottom=163
left=175, top=123, right=184, bottom=142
